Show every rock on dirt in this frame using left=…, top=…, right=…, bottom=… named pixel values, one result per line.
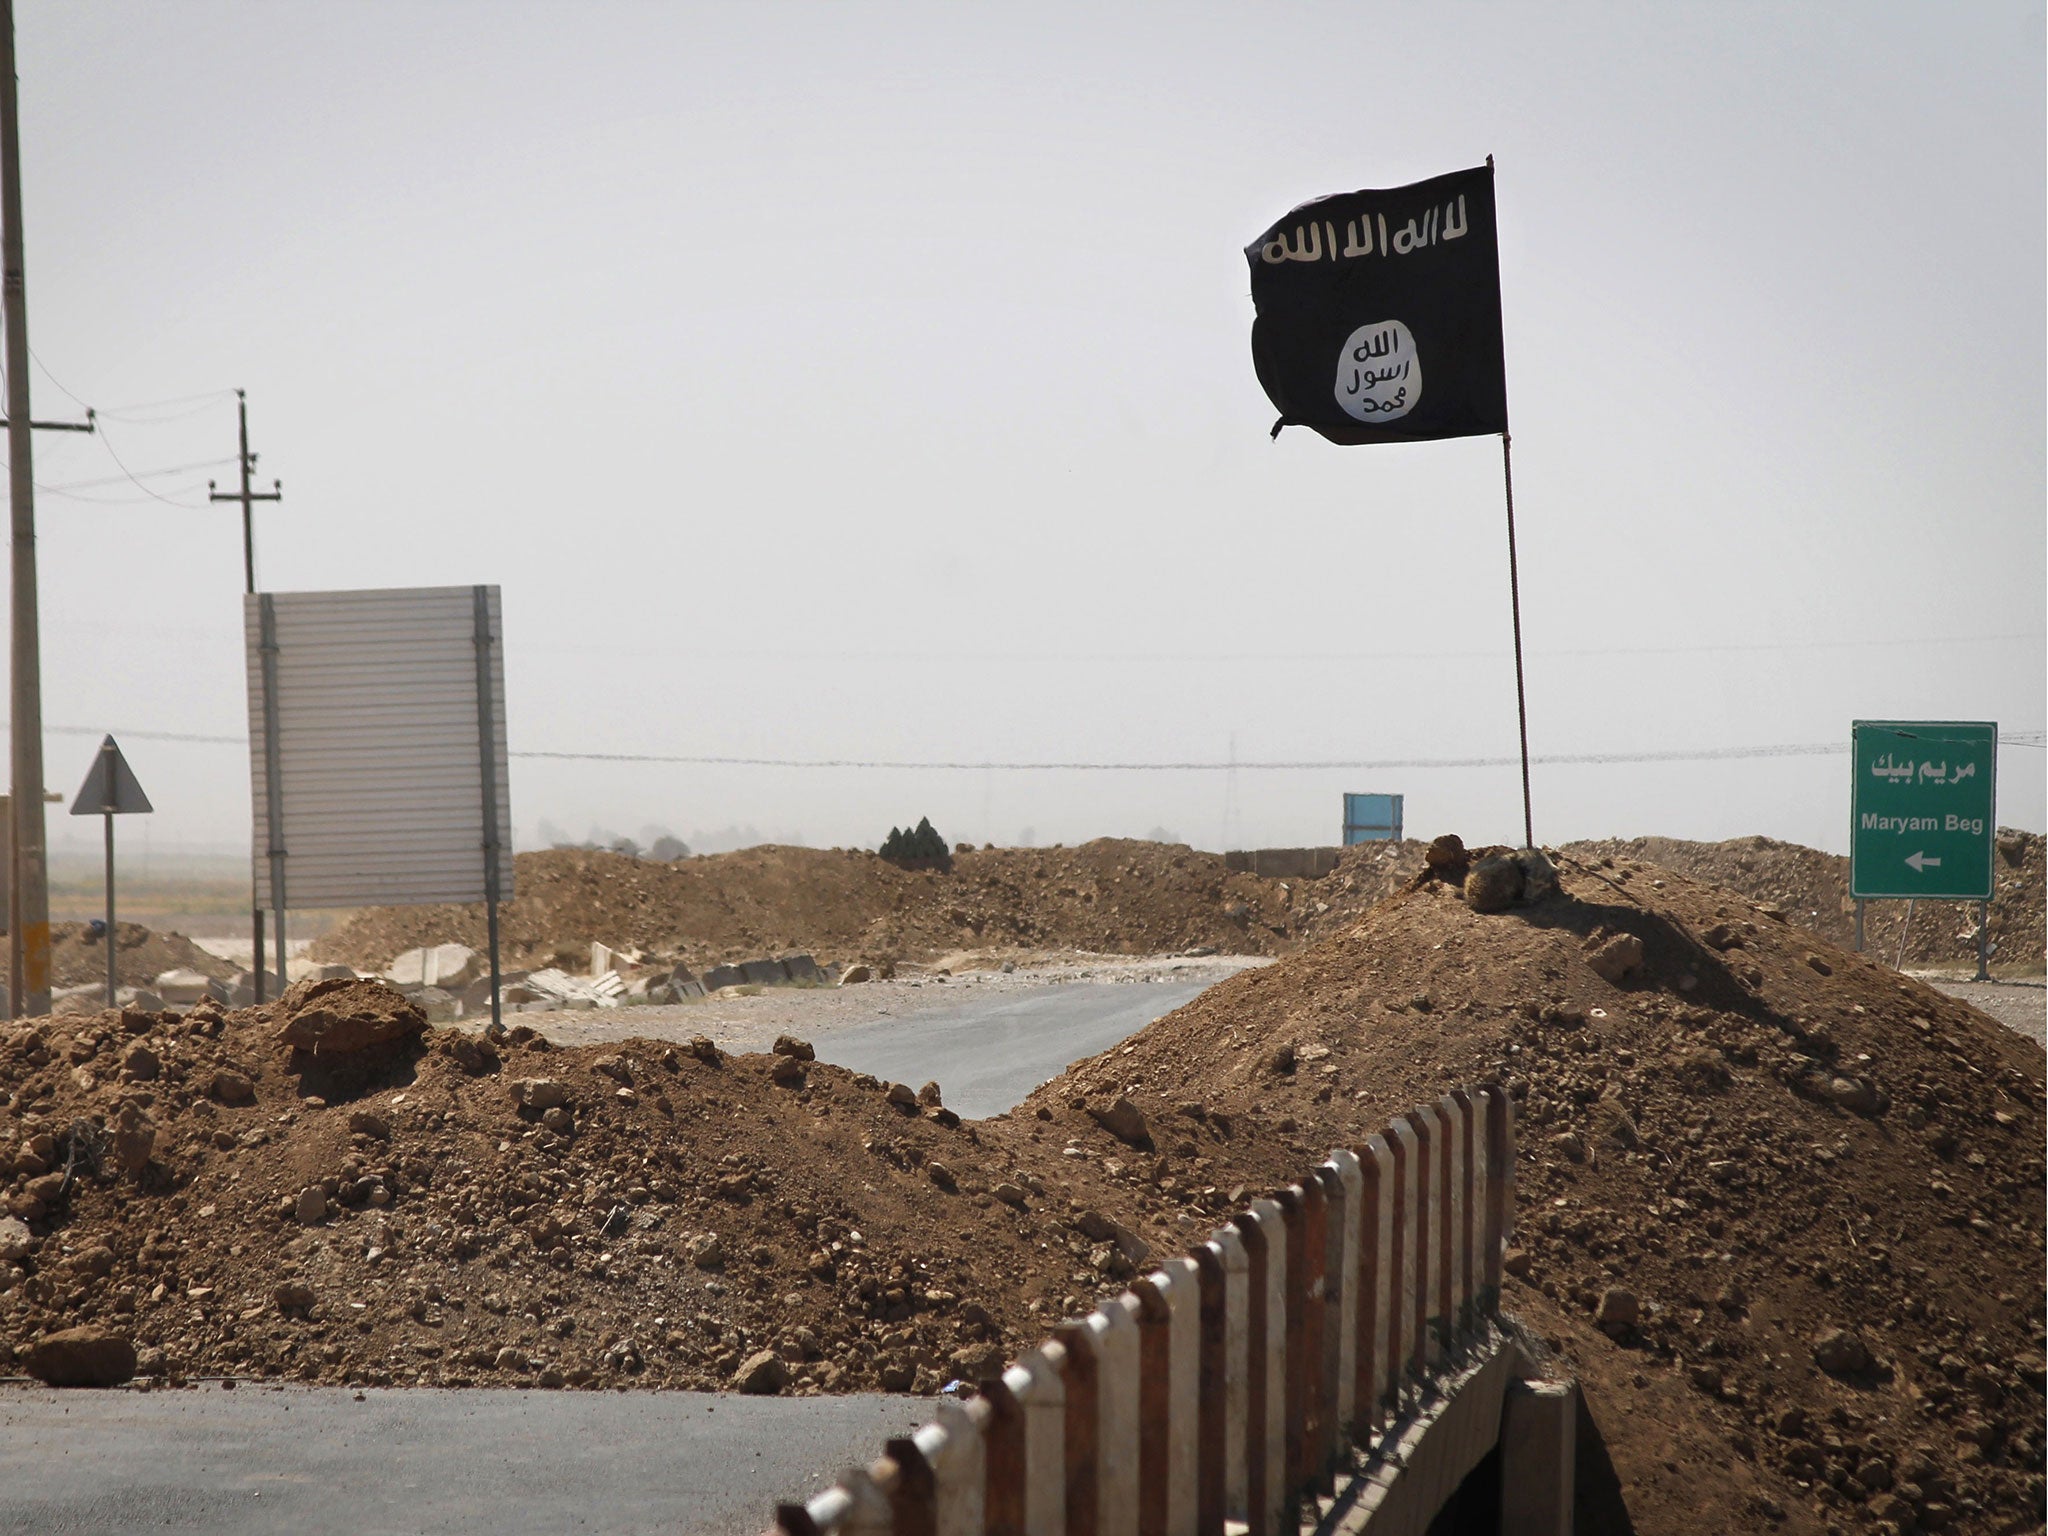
left=274, top=979, right=425, bottom=1055
left=24, top=1326, right=135, bottom=1386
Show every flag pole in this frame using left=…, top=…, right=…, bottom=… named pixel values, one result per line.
left=1501, top=428, right=1533, bottom=848
left=1488, top=153, right=1533, bottom=850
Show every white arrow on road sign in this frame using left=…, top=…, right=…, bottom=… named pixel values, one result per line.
left=1905, top=851, right=1942, bottom=873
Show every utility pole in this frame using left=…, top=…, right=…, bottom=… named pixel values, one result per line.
left=209, top=391, right=280, bottom=1001
left=1, top=0, right=51, bottom=1019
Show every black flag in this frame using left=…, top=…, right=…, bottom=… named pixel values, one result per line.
left=1247, top=165, right=1506, bottom=445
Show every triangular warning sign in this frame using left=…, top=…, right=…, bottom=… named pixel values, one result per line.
left=69, top=735, right=152, bottom=816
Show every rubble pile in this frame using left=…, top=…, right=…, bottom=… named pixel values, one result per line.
left=47, top=922, right=234, bottom=994
left=0, top=982, right=1176, bottom=1397
left=1001, top=847, right=2045, bottom=1536
left=312, top=840, right=1307, bottom=973
left=1562, top=831, right=2044, bottom=972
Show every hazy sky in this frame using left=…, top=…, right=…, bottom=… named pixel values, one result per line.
left=17, top=2, right=2045, bottom=868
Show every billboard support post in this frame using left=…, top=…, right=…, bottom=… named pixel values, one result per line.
left=257, top=594, right=289, bottom=997
left=472, top=585, right=504, bottom=1032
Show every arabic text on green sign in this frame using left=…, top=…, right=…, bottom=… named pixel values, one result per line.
left=1849, top=720, right=1996, bottom=901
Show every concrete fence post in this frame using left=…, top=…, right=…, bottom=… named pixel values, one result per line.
left=1433, top=1092, right=1466, bottom=1346
left=1205, top=1224, right=1252, bottom=1529
left=1352, top=1133, right=1393, bottom=1434
left=1231, top=1198, right=1289, bottom=1536
left=1323, top=1151, right=1363, bottom=1440
left=1386, top=1117, right=1417, bottom=1416
left=1132, top=1258, right=1200, bottom=1535
left=1002, top=1346, right=1068, bottom=1535
left=882, top=1435, right=938, bottom=1536
left=981, top=1373, right=1027, bottom=1536
left=1447, top=1086, right=1479, bottom=1330
left=1272, top=1184, right=1310, bottom=1499
left=763, top=1083, right=1526, bottom=1536
left=1050, top=1321, right=1100, bottom=1536
left=1477, top=1084, right=1515, bottom=1313
left=1086, top=1294, right=1142, bottom=1532
left=834, top=1464, right=902, bottom=1535
left=1192, top=1242, right=1229, bottom=1536
left=778, top=1487, right=853, bottom=1535
left=1310, top=1162, right=1348, bottom=1489
left=912, top=1397, right=989, bottom=1536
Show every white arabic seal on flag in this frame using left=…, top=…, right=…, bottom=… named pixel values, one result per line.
left=1335, top=320, right=1420, bottom=423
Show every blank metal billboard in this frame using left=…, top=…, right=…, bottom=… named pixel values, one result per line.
left=244, top=585, right=512, bottom=910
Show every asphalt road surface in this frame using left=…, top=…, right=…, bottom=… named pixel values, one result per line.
left=0, top=967, right=1239, bottom=1535
left=0, top=1384, right=927, bottom=1535
left=806, top=976, right=1218, bottom=1116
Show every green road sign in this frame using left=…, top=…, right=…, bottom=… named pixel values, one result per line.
left=1850, top=720, right=1996, bottom=900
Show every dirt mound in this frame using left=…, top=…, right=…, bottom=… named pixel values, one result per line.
left=0, top=985, right=1184, bottom=1396
left=47, top=923, right=234, bottom=991
left=312, top=840, right=1307, bottom=972
left=1563, top=831, right=2045, bottom=974
left=997, top=850, right=2046, bottom=1536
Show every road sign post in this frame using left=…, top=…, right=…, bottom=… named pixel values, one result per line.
left=1850, top=720, right=1996, bottom=972
left=68, top=735, right=152, bottom=1007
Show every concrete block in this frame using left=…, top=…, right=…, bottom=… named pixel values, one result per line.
left=153, top=968, right=215, bottom=1005
left=740, top=959, right=790, bottom=986
left=1498, top=1379, right=1575, bottom=1536
left=388, top=944, right=479, bottom=990
left=780, top=953, right=826, bottom=984
left=702, top=964, right=744, bottom=991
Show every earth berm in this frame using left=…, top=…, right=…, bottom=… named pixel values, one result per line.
left=1000, top=846, right=2045, bottom=1536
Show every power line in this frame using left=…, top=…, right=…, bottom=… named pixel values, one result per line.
left=39, top=455, right=235, bottom=492
left=81, top=421, right=211, bottom=508
left=23, top=724, right=2048, bottom=768
left=520, top=631, right=2036, bottom=666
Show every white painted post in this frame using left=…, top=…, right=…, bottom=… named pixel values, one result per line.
left=1411, top=1103, right=1443, bottom=1368
left=830, top=1465, right=898, bottom=1535
left=918, top=1397, right=988, bottom=1536
left=1086, top=1292, right=1143, bottom=1532
left=1207, top=1224, right=1252, bottom=1524
left=1387, top=1116, right=1421, bottom=1403
left=1244, top=1196, right=1289, bottom=1534
left=1147, top=1257, right=1203, bottom=1535
left=793, top=1486, right=854, bottom=1533
left=1359, top=1133, right=1395, bottom=1430
left=1463, top=1088, right=1489, bottom=1322
left=1435, top=1092, right=1469, bottom=1334
left=1003, top=1345, right=1068, bottom=1536
left=1325, top=1151, right=1363, bottom=1435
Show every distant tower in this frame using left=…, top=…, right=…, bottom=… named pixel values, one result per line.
left=1221, top=731, right=1243, bottom=850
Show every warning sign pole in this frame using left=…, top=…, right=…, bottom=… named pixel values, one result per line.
left=68, top=735, right=152, bottom=1007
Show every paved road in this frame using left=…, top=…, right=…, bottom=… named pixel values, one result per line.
left=807, top=977, right=1217, bottom=1116
left=1926, top=976, right=2047, bottom=1049
left=0, top=968, right=1239, bottom=1534
left=0, top=1385, right=925, bottom=1535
